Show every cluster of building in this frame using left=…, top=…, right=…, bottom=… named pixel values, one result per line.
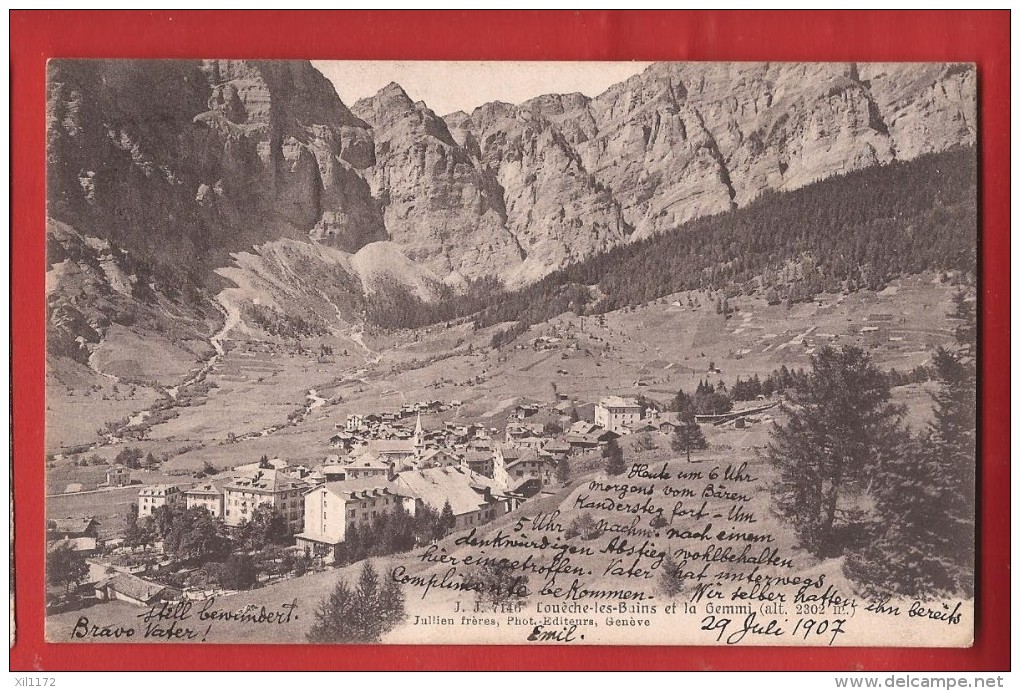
left=134, top=452, right=509, bottom=565
left=49, top=389, right=781, bottom=613
left=49, top=393, right=703, bottom=611
left=96, top=395, right=681, bottom=565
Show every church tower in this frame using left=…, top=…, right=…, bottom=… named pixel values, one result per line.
left=413, top=411, right=425, bottom=457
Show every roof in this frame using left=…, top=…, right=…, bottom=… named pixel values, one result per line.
left=345, top=458, right=391, bottom=470
left=225, top=470, right=310, bottom=494
left=420, top=449, right=459, bottom=464
left=568, top=421, right=600, bottom=435
left=498, top=444, right=520, bottom=461
left=317, top=478, right=404, bottom=501
left=368, top=439, right=416, bottom=454
left=462, top=450, right=492, bottom=464
left=504, top=448, right=542, bottom=469
left=96, top=574, right=170, bottom=603
left=139, top=484, right=180, bottom=496
left=542, top=440, right=571, bottom=453
left=395, top=466, right=498, bottom=516
left=656, top=412, right=681, bottom=426
left=184, top=481, right=225, bottom=496
left=599, top=396, right=642, bottom=409
left=48, top=517, right=97, bottom=534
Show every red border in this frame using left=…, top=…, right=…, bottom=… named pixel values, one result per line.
left=11, top=10, right=1010, bottom=671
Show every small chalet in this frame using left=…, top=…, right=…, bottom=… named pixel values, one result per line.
left=47, top=517, right=99, bottom=542
left=419, top=449, right=461, bottom=469
left=510, top=403, right=540, bottom=420
left=104, top=465, right=131, bottom=487
left=461, top=450, right=494, bottom=478
left=498, top=445, right=554, bottom=488
left=540, top=440, right=571, bottom=459
left=94, top=574, right=178, bottom=606
left=341, top=457, right=392, bottom=481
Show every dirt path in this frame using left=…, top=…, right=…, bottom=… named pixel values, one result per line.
left=349, top=326, right=380, bottom=364
left=307, top=388, right=327, bottom=410
left=211, top=292, right=241, bottom=356
left=86, top=349, right=120, bottom=383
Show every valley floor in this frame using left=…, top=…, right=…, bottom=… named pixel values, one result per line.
left=43, top=275, right=973, bottom=646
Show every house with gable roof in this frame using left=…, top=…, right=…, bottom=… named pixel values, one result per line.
left=395, top=466, right=508, bottom=532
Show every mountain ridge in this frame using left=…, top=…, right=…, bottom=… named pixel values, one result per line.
left=46, top=59, right=976, bottom=371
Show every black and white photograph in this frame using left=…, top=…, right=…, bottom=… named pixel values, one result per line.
left=43, top=59, right=977, bottom=646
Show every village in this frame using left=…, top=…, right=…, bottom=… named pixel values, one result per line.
left=47, top=388, right=775, bottom=613
left=45, top=276, right=956, bottom=618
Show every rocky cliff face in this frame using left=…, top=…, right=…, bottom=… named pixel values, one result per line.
left=581, top=62, right=908, bottom=233
left=449, top=62, right=976, bottom=245
left=351, top=83, right=524, bottom=280
left=47, top=59, right=393, bottom=359
left=47, top=59, right=977, bottom=352
left=47, top=59, right=387, bottom=273
left=445, top=97, right=629, bottom=285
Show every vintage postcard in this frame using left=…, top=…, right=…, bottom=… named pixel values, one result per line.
left=43, top=60, right=977, bottom=646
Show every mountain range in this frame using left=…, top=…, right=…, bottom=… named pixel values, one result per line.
left=45, top=59, right=976, bottom=364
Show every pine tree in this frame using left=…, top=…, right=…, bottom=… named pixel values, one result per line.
left=240, top=505, right=288, bottom=551
left=658, top=555, right=686, bottom=597
left=565, top=512, right=603, bottom=541
left=218, top=553, right=257, bottom=590
left=845, top=293, right=976, bottom=596
left=124, top=502, right=144, bottom=546
left=766, top=345, right=906, bottom=556
left=308, top=561, right=405, bottom=643
left=555, top=456, right=571, bottom=484
left=47, top=542, right=88, bottom=593
left=671, top=415, right=707, bottom=462
left=605, top=438, right=626, bottom=476
left=670, top=389, right=695, bottom=414
left=438, top=500, right=456, bottom=536
left=671, top=387, right=707, bottom=460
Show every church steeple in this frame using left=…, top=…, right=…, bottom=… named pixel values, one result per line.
left=413, top=411, right=424, bottom=450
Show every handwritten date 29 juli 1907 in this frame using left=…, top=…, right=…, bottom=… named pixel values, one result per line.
left=701, top=611, right=847, bottom=646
